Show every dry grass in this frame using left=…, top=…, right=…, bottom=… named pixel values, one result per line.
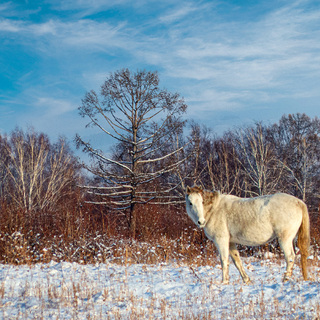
left=1, top=258, right=320, bottom=319
left=0, top=228, right=218, bottom=267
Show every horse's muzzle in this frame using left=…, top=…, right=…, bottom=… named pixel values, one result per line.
left=197, top=219, right=206, bottom=228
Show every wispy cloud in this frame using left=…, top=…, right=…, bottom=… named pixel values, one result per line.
left=158, top=3, right=200, bottom=24
left=134, top=0, right=320, bottom=107
left=0, top=18, right=128, bottom=49
left=0, top=19, right=21, bottom=32
left=33, top=96, right=76, bottom=116
left=46, top=0, right=129, bottom=19
left=1, top=0, right=320, bottom=141
left=0, top=2, right=15, bottom=13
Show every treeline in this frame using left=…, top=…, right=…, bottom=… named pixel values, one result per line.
left=0, top=114, right=319, bottom=263
left=0, top=129, right=83, bottom=237
left=182, top=113, right=320, bottom=239
left=183, top=113, right=320, bottom=208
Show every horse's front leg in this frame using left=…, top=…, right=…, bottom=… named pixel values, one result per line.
left=215, top=237, right=230, bottom=284
left=229, top=243, right=251, bottom=284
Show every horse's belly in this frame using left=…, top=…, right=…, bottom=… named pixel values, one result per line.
left=230, top=227, right=275, bottom=246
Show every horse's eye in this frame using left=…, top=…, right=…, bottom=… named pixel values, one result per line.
left=189, top=200, right=192, bottom=206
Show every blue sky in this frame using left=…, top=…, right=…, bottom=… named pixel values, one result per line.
left=1, top=0, right=320, bottom=154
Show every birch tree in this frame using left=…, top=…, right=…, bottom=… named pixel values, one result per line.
left=207, top=134, right=242, bottom=195
left=180, top=123, right=242, bottom=194
left=269, top=113, right=320, bottom=202
left=75, top=69, right=188, bottom=237
left=4, top=129, right=77, bottom=213
left=234, top=123, right=284, bottom=196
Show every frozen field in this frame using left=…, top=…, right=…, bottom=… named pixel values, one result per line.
left=0, top=258, right=319, bottom=319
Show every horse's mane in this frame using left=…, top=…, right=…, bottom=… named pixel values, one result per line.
left=187, top=185, right=220, bottom=206
left=203, top=189, right=220, bottom=207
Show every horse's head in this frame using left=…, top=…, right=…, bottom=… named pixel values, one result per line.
left=185, top=186, right=206, bottom=228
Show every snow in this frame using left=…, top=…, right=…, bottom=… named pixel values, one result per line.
left=0, top=258, right=319, bottom=319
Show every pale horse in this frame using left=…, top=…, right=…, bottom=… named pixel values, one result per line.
left=185, top=186, right=310, bottom=284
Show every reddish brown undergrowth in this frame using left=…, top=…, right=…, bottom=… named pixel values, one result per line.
left=0, top=197, right=319, bottom=266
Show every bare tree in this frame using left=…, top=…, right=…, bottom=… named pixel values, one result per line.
left=269, top=113, right=320, bottom=202
left=234, top=123, right=284, bottom=196
left=0, top=135, right=10, bottom=200
left=175, top=122, right=211, bottom=189
left=75, top=69, right=188, bottom=236
left=207, top=134, right=242, bottom=195
left=4, top=128, right=77, bottom=213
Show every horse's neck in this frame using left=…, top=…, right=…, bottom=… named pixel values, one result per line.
left=203, top=191, right=220, bottom=217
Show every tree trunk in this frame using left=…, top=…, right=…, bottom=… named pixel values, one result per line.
left=130, top=203, right=137, bottom=239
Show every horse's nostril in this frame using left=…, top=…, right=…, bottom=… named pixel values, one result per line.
left=198, top=220, right=201, bottom=225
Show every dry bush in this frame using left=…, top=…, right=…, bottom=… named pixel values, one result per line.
left=0, top=197, right=220, bottom=266
left=0, top=194, right=319, bottom=266
left=310, top=209, right=320, bottom=242
left=135, top=203, right=191, bottom=240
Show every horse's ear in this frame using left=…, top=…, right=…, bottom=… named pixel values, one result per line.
left=186, top=186, right=191, bottom=194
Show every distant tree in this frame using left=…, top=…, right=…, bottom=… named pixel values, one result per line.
left=233, top=123, right=284, bottom=196
left=75, top=69, right=188, bottom=237
left=207, top=133, right=242, bottom=195
left=177, top=122, right=212, bottom=188
left=3, top=128, right=78, bottom=213
left=0, top=135, right=10, bottom=200
left=269, top=113, right=320, bottom=202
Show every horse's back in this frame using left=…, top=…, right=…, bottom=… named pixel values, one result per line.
left=232, top=193, right=304, bottom=218
left=220, top=193, right=305, bottom=246
left=267, top=192, right=305, bottom=208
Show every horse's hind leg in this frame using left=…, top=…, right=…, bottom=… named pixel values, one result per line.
left=229, top=243, right=251, bottom=284
left=279, top=238, right=296, bottom=282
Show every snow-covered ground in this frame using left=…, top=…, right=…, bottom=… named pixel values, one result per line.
left=0, top=258, right=319, bottom=319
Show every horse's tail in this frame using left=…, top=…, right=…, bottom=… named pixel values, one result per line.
left=297, top=201, right=310, bottom=280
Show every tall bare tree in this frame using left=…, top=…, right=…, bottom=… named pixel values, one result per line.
left=75, top=69, right=188, bottom=236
